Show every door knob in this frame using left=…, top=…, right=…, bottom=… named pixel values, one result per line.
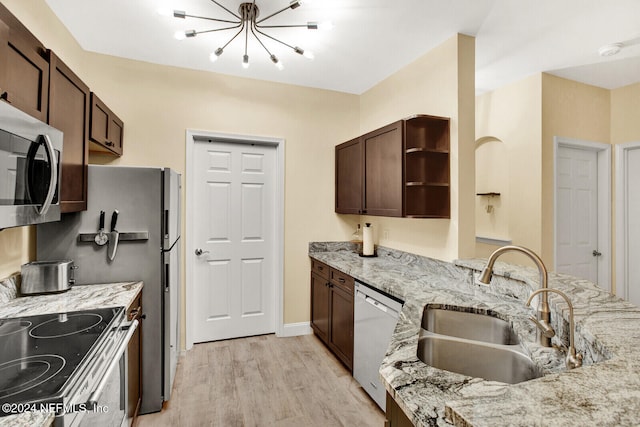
left=592, top=250, right=602, bottom=257
left=195, top=248, right=209, bottom=256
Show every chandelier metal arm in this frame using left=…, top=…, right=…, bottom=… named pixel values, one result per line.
left=219, top=21, right=246, bottom=51
left=182, top=14, right=239, bottom=24
left=250, top=24, right=274, bottom=57
left=209, top=0, right=241, bottom=19
left=256, top=24, right=308, bottom=28
left=255, top=3, right=297, bottom=25
left=253, top=26, right=296, bottom=50
left=191, top=23, right=243, bottom=37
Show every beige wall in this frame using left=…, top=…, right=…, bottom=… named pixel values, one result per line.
left=475, top=74, right=542, bottom=265
left=0, top=0, right=360, bottom=328
left=358, top=34, right=476, bottom=261
left=611, top=82, right=640, bottom=144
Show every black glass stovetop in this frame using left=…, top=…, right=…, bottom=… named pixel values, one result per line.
left=0, top=306, right=123, bottom=414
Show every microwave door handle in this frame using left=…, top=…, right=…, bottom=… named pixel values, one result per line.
left=35, top=134, right=57, bottom=215
left=85, top=319, right=139, bottom=410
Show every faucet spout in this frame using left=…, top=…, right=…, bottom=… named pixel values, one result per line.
left=478, top=245, right=553, bottom=347
left=526, top=288, right=583, bottom=369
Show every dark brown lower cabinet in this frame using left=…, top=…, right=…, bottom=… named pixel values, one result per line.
left=310, top=259, right=354, bottom=371
left=385, top=392, right=414, bottom=427
left=127, top=293, right=142, bottom=426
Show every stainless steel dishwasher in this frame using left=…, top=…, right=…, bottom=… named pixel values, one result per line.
left=353, top=281, right=403, bottom=411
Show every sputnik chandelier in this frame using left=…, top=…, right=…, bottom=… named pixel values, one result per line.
left=170, top=0, right=332, bottom=70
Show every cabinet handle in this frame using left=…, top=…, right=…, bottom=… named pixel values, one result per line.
left=317, top=266, right=324, bottom=271
left=106, top=141, right=114, bottom=147
left=1, top=91, right=10, bottom=103
left=338, top=277, right=345, bottom=283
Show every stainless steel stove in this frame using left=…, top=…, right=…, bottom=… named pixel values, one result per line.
left=0, top=307, right=138, bottom=426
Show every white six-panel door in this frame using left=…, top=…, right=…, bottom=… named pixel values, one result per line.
left=192, top=140, right=276, bottom=343
left=555, top=145, right=599, bottom=283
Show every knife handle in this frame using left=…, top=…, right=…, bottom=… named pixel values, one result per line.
left=110, top=209, right=119, bottom=232
left=99, top=211, right=105, bottom=230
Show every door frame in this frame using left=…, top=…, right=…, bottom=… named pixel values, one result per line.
left=185, top=129, right=285, bottom=350
left=615, top=141, right=640, bottom=300
left=553, top=137, right=611, bottom=291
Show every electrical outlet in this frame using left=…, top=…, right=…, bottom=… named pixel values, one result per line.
left=383, top=229, right=389, bottom=240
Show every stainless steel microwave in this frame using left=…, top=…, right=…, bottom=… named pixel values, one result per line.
left=0, top=101, right=62, bottom=229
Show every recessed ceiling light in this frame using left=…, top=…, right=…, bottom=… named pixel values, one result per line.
left=598, top=43, right=623, bottom=57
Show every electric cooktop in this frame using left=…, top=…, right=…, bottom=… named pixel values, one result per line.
left=0, top=306, right=123, bottom=416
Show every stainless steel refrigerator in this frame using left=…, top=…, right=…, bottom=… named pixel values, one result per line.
left=37, top=165, right=181, bottom=414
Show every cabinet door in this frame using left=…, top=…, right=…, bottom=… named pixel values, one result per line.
left=363, top=121, right=403, bottom=217
left=385, top=392, right=413, bottom=427
left=89, top=92, right=123, bottom=156
left=127, top=293, right=142, bottom=424
left=310, top=272, right=330, bottom=343
left=329, top=283, right=354, bottom=371
left=0, top=4, right=48, bottom=122
left=108, top=114, right=124, bottom=156
left=48, top=50, right=89, bottom=213
left=335, top=137, right=363, bottom=214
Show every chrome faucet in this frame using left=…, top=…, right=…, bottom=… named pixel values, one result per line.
left=526, top=288, right=583, bottom=369
left=478, top=245, right=554, bottom=347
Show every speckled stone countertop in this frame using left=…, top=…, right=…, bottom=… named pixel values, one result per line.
left=309, top=242, right=640, bottom=427
left=0, top=278, right=143, bottom=427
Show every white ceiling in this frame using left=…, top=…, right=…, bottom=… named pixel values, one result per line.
left=45, top=0, right=640, bottom=95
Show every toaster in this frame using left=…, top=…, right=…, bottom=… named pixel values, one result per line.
left=21, top=260, right=77, bottom=295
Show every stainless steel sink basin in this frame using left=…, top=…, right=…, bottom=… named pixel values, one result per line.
left=421, top=307, right=519, bottom=345
left=417, top=335, right=542, bottom=384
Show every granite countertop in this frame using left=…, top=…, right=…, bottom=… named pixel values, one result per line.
left=309, top=242, right=640, bottom=426
left=0, top=278, right=143, bottom=427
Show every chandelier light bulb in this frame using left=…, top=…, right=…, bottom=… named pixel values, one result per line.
left=210, top=48, right=224, bottom=63
left=242, top=54, right=250, bottom=69
left=173, top=30, right=186, bottom=40
left=270, top=54, right=284, bottom=70
left=318, top=21, right=334, bottom=30
left=303, top=50, right=315, bottom=60
left=209, top=47, right=224, bottom=62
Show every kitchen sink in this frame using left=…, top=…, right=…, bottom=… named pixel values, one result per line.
left=417, top=334, right=542, bottom=384
left=421, top=307, right=519, bottom=345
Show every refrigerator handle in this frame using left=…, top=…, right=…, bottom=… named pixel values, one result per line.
left=164, top=209, right=169, bottom=239
left=165, top=262, right=170, bottom=293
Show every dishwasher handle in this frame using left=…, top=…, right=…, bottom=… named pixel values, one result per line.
left=365, top=296, right=388, bottom=313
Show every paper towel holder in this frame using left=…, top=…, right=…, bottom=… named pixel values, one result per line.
left=360, top=222, right=378, bottom=257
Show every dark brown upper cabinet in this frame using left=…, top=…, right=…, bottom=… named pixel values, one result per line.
left=335, top=115, right=450, bottom=218
left=335, top=137, right=363, bottom=214
left=363, top=121, right=404, bottom=217
left=90, top=92, right=124, bottom=156
left=0, top=3, right=49, bottom=122
left=47, top=50, right=90, bottom=213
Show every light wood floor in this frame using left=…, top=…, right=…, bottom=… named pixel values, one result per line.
left=137, top=334, right=385, bottom=427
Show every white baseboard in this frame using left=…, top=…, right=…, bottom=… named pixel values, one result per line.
left=278, top=321, right=313, bottom=337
